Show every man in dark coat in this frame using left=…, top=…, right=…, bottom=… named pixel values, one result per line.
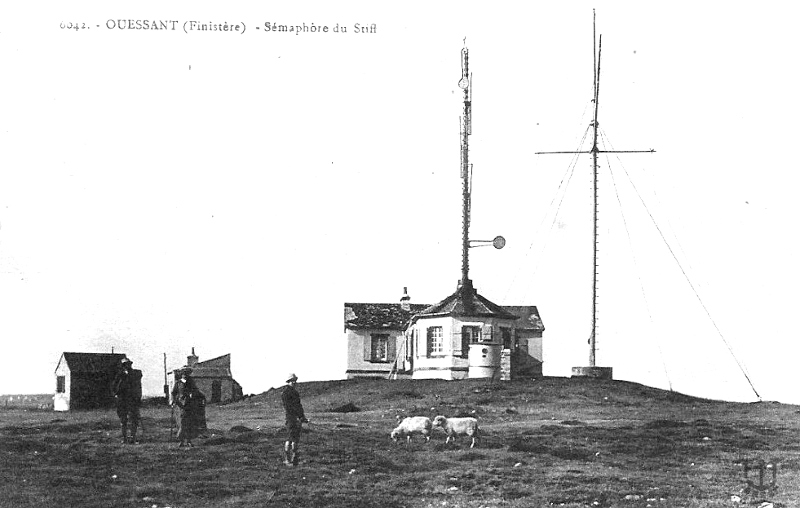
left=111, top=357, right=143, bottom=444
left=281, top=373, right=308, bottom=466
left=171, top=368, right=205, bottom=448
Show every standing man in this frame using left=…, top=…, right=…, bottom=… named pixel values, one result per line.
left=281, top=373, right=308, bottom=467
left=171, top=368, right=205, bottom=448
left=111, top=357, right=143, bottom=444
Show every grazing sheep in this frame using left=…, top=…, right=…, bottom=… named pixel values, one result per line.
left=432, top=415, right=479, bottom=448
left=390, top=416, right=432, bottom=444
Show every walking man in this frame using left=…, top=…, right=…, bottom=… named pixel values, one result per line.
left=111, top=357, right=143, bottom=444
left=281, top=373, right=308, bottom=466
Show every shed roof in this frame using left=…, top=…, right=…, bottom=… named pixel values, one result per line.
left=344, top=303, right=430, bottom=331
left=59, top=353, right=127, bottom=374
left=502, top=306, right=545, bottom=332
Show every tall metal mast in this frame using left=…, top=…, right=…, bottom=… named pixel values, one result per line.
left=459, top=43, right=472, bottom=287
left=537, top=11, right=654, bottom=374
left=456, top=43, right=506, bottom=286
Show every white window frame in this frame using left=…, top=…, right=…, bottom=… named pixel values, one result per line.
left=429, top=326, right=444, bottom=356
left=371, top=334, right=389, bottom=363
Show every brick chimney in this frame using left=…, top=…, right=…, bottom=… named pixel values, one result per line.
left=400, top=287, right=411, bottom=311
left=187, top=347, right=199, bottom=367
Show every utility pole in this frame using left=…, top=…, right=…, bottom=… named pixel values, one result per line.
left=163, top=353, right=169, bottom=403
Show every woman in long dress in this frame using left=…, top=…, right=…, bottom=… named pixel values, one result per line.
left=171, top=368, right=205, bottom=447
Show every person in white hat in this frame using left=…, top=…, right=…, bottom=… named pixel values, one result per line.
left=280, top=373, right=308, bottom=466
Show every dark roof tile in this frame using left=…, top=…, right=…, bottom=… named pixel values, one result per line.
left=61, top=353, right=127, bottom=373
left=344, top=303, right=429, bottom=331
left=415, top=281, right=518, bottom=321
left=502, top=306, right=545, bottom=331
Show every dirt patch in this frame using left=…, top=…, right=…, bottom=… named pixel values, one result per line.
left=644, top=419, right=688, bottom=430
left=330, top=402, right=360, bottom=413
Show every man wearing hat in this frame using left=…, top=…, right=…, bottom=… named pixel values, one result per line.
left=111, top=357, right=143, bottom=444
left=281, top=373, right=308, bottom=466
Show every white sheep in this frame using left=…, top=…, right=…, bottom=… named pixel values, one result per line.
left=390, top=416, right=432, bottom=444
left=432, top=415, right=479, bottom=448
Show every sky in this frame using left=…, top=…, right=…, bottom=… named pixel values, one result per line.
left=1, top=2, right=798, bottom=404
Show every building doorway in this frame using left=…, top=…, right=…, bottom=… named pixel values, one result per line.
left=211, top=380, right=222, bottom=403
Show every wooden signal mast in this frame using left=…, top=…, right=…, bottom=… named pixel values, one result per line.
left=537, top=11, right=654, bottom=378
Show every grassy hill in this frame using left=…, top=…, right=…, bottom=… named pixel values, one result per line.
left=0, top=377, right=797, bottom=507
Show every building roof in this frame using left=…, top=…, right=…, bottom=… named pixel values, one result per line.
left=194, top=354, right=232, bottom=378
left=344, top=303, right=430, bottom=331
left=502, top=306, right=545, bottom=332
left=59, top=353, right=127, bottom=374
left=414, top=280, right=518, bottom=321
left=174, top=353, right=236, bottom=379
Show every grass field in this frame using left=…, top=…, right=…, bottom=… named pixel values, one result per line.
left=0, top=377, right=797, bottom=507
left=1, top=394, right=53, bottom=410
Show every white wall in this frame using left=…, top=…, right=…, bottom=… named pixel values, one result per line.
left=345, top=328, right=404, bottom=378
left=527, top=333, right=543, bottom=362
left=346, top=315, right=533, bottom=381
left=409, top=315, right=518, bottom=380
left=53, top=356, right=70, bottom=412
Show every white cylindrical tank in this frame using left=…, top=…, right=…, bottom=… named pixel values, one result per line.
left=468, top=343, right=502, bottom=380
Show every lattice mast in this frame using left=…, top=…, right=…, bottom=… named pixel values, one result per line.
left=459, top=44, right=473, bottom=287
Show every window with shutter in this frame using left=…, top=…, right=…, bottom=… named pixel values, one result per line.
left=370, top=334, right=389, bottom=362
left=463, top=326, right=481, bottom=344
